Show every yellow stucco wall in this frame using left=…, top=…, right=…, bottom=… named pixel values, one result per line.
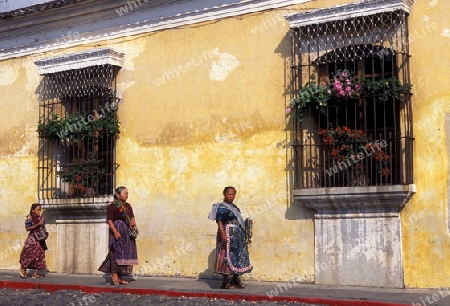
left=111, top=8, right=316, bottom=281
left=0, top=56, right=54, bottom=269
left=402, top=0, right=450, bottom=288
left=0, top=5, right=317, bottom=282
left=1, top=0, right=450, bottom=287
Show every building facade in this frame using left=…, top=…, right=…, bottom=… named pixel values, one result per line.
left=0, top=0, right=449, bottom=289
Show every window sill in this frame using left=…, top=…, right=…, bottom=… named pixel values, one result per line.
left=40, top=196, right=113, bottom=219
left=293, top=184, right=416, bottom=216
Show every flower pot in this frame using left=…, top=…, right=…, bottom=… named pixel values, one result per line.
left=69, top=183, right=86, bottom=197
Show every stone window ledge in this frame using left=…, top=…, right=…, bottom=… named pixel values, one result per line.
left=293, top=184, right=416, bottom=216
left=39, top=197, right=112, bottom=219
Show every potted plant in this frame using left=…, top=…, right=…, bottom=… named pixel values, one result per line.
left=328, top=70, right=361, bottom=102
left=37, top=114, right=64, bottom=138
left=57, top=158, right=105, bottom=196
left=37, top=110, right=120, bottom=141
left=286, top=70, right=412, bottom=120
left=286, top=74, right=331, bottom=122
left=359, top=76, right=413, bottom=102
left=319, top=126, right=391, bottom=185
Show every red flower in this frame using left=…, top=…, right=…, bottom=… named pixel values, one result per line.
left=320, top=126, right=391, bottom=177
left=381, top=167, right=390, bottom=176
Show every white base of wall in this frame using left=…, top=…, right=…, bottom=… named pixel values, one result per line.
left=56, top=220, right=108, bottom=274
left=314, top=214, right=403, bottom=287
left=41, top=199, right=111, bottom=274
left=294, top=185, right=415, bottom=288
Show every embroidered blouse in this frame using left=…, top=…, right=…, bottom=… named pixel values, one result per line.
left=106, top=201, right=134, bottom=222
left=25, top=214, right=47, bottom=238
left=216, top=205, right=240, bottom=223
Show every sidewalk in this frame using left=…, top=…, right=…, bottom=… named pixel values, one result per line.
left=0, top=269, right=448, bottom=306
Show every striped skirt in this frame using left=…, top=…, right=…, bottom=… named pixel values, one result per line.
left=98, top=220, right=138, bottom=275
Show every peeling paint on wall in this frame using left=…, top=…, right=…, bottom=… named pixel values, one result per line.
left=209, top=48, right=240, bottom=81
left=428, top=0, right=438, bottom=8
left=116, top=41, right=146, bottom=71
left=0, top=64, right=19, bottom=86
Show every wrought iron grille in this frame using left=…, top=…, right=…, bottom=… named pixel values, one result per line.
left=290, top=10, right=413, bottom=188
left=37, top=64, right=120, bottom=200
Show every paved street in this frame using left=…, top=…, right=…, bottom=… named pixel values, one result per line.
left=0, top=289, right=321, bottom=306
left=4, top=269, right=450, bottom=305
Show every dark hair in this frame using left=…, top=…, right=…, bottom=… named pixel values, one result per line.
left=114, top=186, right=127, bottom=199
left=29, top=203, right=41, bottom=215
left=222, top=186, right=236, bottom=195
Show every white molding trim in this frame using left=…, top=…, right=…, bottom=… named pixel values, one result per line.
left=285, top=0, right=415, bottom=28
left=0, top=0, right=310, bottom=60
left=293, top=184, right=416, bottom=214
left=34, top=48, right=124, bottom=75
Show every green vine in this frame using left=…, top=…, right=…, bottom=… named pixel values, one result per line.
left=37, top=114, right=64, bottom=138
left=37, top=110, right=120, bottom=141
left=288, top=74, right=330, bottom=122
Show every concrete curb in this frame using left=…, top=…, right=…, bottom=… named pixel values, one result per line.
left=0, top=280, right=410, bottom=306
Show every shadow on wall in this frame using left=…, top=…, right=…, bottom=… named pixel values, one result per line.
left=275, top=29, right=293, bottom=100
left=276, top=30, right=316, bottom=222
left=197, top=249, right=222, bottom=283
left=285, top=201, right=315, bottom=221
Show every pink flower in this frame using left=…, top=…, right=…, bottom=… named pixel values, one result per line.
left=345, top=86, right=352, bottom=92
left=285, top=108, right=291, bottom=115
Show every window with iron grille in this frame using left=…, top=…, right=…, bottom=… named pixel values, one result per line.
left=286, top=1, right=414, bottom=189
left=35, top=50, right=122, bottom=200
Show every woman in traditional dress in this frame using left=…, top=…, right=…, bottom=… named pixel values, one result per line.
left=208, top=186, right=252, bottom=289
left=19, top=203, right=48, bottom=279
left=98, top=186, right=138, bottom=285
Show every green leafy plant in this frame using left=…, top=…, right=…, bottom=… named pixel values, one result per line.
left=359, top=76, right=413, bottom=103
left=286, top=72, right=412, bottom=120
left=57, top=158, right=105, bottom=186
left=37, top=114, right=64, bottom=138
left=93, top=111, right=120, bottom=135
left=37, top=110, right=120, bottom=140
left=286, top=74, right=330, bottom=122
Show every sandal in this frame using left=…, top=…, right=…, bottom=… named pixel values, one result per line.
left=32, top=274, right=42, bottom=279
left=110, top=275, right=120, bottom=286
left=231, top=278, right=245, bottom=289
left=220, top=282, right=235, bottom=289
left=19, top=268, right=28, bottom=278
left=119, top=280, right=129, bottom=285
